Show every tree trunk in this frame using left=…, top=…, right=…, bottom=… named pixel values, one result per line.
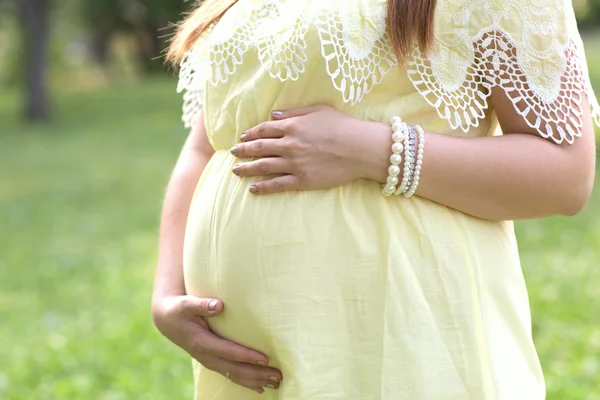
left=90, top=30, right=112, bottom=68
left=135, top=24, right=165, bottom=75
left=18, top=0, right=51, bottom=121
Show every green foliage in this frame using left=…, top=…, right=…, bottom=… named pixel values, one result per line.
left=80, top=0, right=189, bottom=32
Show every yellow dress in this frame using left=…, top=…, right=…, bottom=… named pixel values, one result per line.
left=178, top=0, right=599, bottom=398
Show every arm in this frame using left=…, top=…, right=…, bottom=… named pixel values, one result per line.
left=152, top=111, right=214, bottom=302
left=363, top=89, right=597, bottom=220
left=152, top=113, right=283, bottom=394
left=229, top=92, right=595, bottom=221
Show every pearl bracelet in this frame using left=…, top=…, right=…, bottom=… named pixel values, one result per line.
left=405, top=124, right=425, bottom=198
left=395, top=125, right=416, bottom=196
left=381, top=117, right=406, bottom=196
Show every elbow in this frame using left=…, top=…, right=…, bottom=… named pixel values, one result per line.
left=561, top=195, right=590, bottom=217
left=559, top=171, right=595, bottom=217
left=556, top=127, right=596, bottom=217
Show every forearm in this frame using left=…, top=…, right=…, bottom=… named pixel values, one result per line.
left=364, top=123, right=596, bottom=221
left=415, top=132, right=595, bottom=220
left=153, top=121, right=213, bottom=302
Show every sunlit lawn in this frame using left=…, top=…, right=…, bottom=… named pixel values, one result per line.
left=1, top=34, right=600, bottom=398
left=0, top=78, right=193, bottom=399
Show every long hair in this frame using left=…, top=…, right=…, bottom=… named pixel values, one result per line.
left=166, top=0, right=437, bottom=65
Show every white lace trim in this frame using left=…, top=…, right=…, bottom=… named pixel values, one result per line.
left=177, top=36, right=211, bottom=130
left=177, top=0, right=600, bottom=144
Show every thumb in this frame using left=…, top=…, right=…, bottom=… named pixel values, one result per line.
left=181, top=296, right=224, bottom=317
left=271, top=105, right=325, bottom=120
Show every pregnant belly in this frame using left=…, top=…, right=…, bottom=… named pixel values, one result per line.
left=183, top=150, right=409, bottom=354
left=183, top=150, right=392, bottom=333
left=182, top=151, right=525, bottom=397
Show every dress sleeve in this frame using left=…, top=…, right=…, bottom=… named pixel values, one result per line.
left=406, top=0, right=600, bottom=144
left=177, top=37, right=212, bottom=130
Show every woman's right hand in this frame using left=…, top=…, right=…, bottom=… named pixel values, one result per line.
left=152, top=295, right=283, bottom=394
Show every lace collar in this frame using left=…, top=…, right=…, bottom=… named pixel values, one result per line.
left=178, top=0, right=600, bottom=144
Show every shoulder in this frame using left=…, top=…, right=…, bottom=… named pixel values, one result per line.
left=433, top=0, right=576, bottom=47
left=408, top=0, right=598, bottom=143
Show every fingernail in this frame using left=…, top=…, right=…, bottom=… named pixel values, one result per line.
left=230, top=145, right=241, bottom=156
left=208, top=300, right=219, bottom=311
left=265, top=384, right=276, bottom=389
left=240, top=133, right=247, bottom=142
left=249, top=185, right=258, bottom=194
left=269, top=376, right=279, bottom=382
left=255, top=388, right=263, bottom=394
left=256, top=360, right=267, bottom=366
left=271, top=111, right=284, bottom=117
left=232, top=165, right=240, bottom=175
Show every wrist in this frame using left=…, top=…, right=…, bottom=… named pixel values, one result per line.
left=152, top=284, right=186, bottom=307
left=359, top=121, right=394, bottom=183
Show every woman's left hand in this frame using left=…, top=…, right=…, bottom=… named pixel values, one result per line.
left=230, top=105, right=390, bottom=195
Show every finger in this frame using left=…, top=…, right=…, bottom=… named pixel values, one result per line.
left=233, top=158, right=290, bottom=177
left=237, top=377, right=281, bottom=392
left=214, top=359, right=283, bottom=389
left=242, top=121, right=285, bottom=142
left=252, top=387, right=265, bottom=394
left=231, top=139, right=285, bottom=158
left=179, top=296, right=223, bottom=317
left=270, top=105, right=327, bottom=120
left=191, top=330, right=270, bottom=366
left=249, top=175, right=301, bottom=195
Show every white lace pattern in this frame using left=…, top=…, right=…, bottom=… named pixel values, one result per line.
left=178, top=0, right=600, bottom=144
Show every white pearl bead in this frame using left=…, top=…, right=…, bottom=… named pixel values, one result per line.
left=391, top=142, right=404, bottom=154
left=388, top=165, right=400, bottom=176
left=390, top=154, right=402, bottom=165
left=387, top=176, right=399, bottom=186
left=383, top=184, right=396, bottom=194
left=390, top=116, right=402, bottom=126
left=392, top=121, right=403, bottom=132
left=417, top=159, right=423, bottom=166
left=392, top=131, right=404, bottom=142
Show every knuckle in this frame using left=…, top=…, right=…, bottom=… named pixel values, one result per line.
left=279, top=119, right=295, bottom=132
left=286, top=140, right=305, bottom=152
left=257, top=161, right=269, bottom=173
left=252, top=141, right=264, bottom=152
left=256, top=123, right=266, bottom=136
left=288, top=159, right=302, bottom=175
left=273, top=180, right=285, bottom=192
left=228, top=366, right=243, bottom=382
left=190, top=336, right=208, bottom=356
left=299, top=168, right=310, bottom=180
left=178, top=297, right=194, bottom=313
left=222, top=342, right=239, bottom=360
left=199, top=358, right=217, bottom=371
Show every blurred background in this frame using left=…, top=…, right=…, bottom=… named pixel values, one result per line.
left=0, top=0, right=599, bottom=399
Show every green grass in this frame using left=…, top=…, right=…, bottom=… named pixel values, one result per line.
left=517, top=217, right=600, bottom=400
left=1, top=49, right=600, bottom=398
left=0, top=78, right=193, bottom=399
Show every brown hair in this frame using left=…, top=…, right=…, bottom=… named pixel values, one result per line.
left=166, top=0, right=437, bottom=65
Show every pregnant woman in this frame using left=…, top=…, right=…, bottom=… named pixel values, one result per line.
left=152, top=0, right=598, bottom=398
